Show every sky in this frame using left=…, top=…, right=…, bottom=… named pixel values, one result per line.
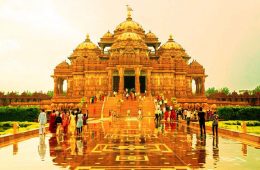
left=0, top=0, right=259, bottom=93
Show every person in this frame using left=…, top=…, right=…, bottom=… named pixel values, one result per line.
left=198, top=107, right=206, bottom=137
left=212, top=111, right=219, bottom=137
left=49, top=110, right=57, bottom=134
left=127, top=109, right=131, bottom=118
left=155, top=109, right=159, bottom=122
left=164, top=110, right=169, bottom=121
left=62, top=111, right=70, bottom=135
left=138, top=109, right=142, bottom=120
left=82, top=110, right=88, bottom=134
left=68, top=111, right=76, bottom=136
left=38, top=109, right=47, bottom=135
left=186, top=109, right=191, bottom=126
left=55, top=112, right=62, bottom=136
left=170, top=109, right=176, bottom=122
left=183, top=109, right=187, bottom=120
left=76, top=110, right=83, bottom=135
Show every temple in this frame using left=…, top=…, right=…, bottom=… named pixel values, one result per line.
left=52, top=7, right=206, bottom=105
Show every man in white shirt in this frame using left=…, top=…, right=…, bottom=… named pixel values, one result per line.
left=38, top=109, right=47, bottom=135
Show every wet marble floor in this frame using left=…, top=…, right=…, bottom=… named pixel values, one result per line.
left=0, top=117, right=260, bottom=170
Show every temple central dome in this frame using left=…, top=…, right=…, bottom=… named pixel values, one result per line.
left=111, top=32, right=147, bottom=50
left=117, top=32, right=142, bottom=41
left=113, top=7, right=145, bottom=38
left=115, top=19, right=144, bottom=32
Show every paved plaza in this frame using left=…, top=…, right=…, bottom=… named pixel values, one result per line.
left=0, top=117, right=260, bottom=170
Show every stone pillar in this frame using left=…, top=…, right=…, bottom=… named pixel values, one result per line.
left=135, top=67, right=141, bottom=94
left=108, top=69, right=113, bottom=94
left=60, top=79, right=63, bottom=94
left=146, top=69, right=151, bottom=95
left=118, top=67, right=124, bottom=94
left=201, top=77, right=205, bottom=96
left=54, top=77, right=58, bottom=97
left=187, top=77, right=192, bottom=96
left=195, top=78, right=198, bottom=95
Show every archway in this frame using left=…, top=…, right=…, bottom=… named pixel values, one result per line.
left=62, top=80, right=67, bottom=95
left=192, top=77, right=203, bottom=95
left=192, top=79, right=196, bottom=94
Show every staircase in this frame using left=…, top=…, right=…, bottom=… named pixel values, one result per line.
left=87, top=101, right=103, bottom=118
left=141, top=96, right=156, bottom=117
left=101, top=95, right=156, bottom=118
left=102, top=96, right=119, bottom=117
left=120, top=99, right=139, bottom=117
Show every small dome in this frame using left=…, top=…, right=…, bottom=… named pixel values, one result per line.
left=76, top=34, right=99, bottom=50
left=160, top=35, right=183, bottom=50
left=146, top=30, right=157, bottom=39
left=117, top=32, right=142, bottom=41
left=56, top=60, right=69, bottom=69
left=102, top=31, right=113, bottom=38
left=190, top=60, right=202, bottom=67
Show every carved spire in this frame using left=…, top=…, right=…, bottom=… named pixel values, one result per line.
left=126, top=5, right=133, bottom=20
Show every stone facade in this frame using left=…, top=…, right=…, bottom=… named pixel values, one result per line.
left=52, top=8, right=206, bottom=104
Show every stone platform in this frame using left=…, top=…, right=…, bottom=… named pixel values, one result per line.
left=0, top=117, right=260, bottom=169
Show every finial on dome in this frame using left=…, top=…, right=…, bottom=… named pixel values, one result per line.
left=169, top=34, right=174, bottom=41
left=85, top=34, right=90, bottom=42
left=126, top=5, right=133, bottom=20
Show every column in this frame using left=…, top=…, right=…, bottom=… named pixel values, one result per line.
left=135, top=67, right=141, bottom=94
left=201, top=77, right=205, bottom=96
left=195, top=78, right=198, bottom=95
left=146, top=69, right=151, bottom=95
left=108, top=69, right=113, bottom=94
left=54, top=77, right=58, bottom=97
left=118, top=67, right=124, bottom=94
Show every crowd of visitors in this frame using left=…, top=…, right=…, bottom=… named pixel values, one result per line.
left=153, top=95, right=219, bottom=137
left=43, top=108, right=89, bottom=136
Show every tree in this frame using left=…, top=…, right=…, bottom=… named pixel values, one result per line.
left=253, top=85, right=260, bottom=94
left=47, top=90, right=54, bottom=97
left=206, top=87, right=218, bottom=97
left=220, top=87, right=230, bottom=95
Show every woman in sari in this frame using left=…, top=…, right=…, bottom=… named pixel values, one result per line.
left=48, top=110, right=56, bottom=134
left=68, top=111, right=76, bottom=136
left=62, top=111, right=70, bottom=135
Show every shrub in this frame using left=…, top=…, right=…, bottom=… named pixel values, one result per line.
left=0, top=106, right=40, bottom=122
left=217, top=106, right=260, bottom=121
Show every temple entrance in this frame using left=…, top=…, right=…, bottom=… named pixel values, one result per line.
left=124, top=76, right=135, bottom=91
left=140, top=76, right=146, bottom=93
left=113, top=76, right=119, bottom=92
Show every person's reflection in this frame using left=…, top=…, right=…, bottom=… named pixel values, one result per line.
left=48, top=135, right=57, bottom=157
left=186, top=127, right=192, bottom=144
left=198, top=137, right=206, bottom=165
left=38, top=135, right=46, bottom=161
left=170, top=122, right=176, bottom=131
left=13, top=142, right=18, bottom=155
left=70, top=136, right=76, bottom=155
left=76, top=137, right=83, bottom=155
left=186, top=126, right=191, bottom=134
left=242, top=143, right=247, bottom=156
left=213, top=136, right=219, bottom=164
